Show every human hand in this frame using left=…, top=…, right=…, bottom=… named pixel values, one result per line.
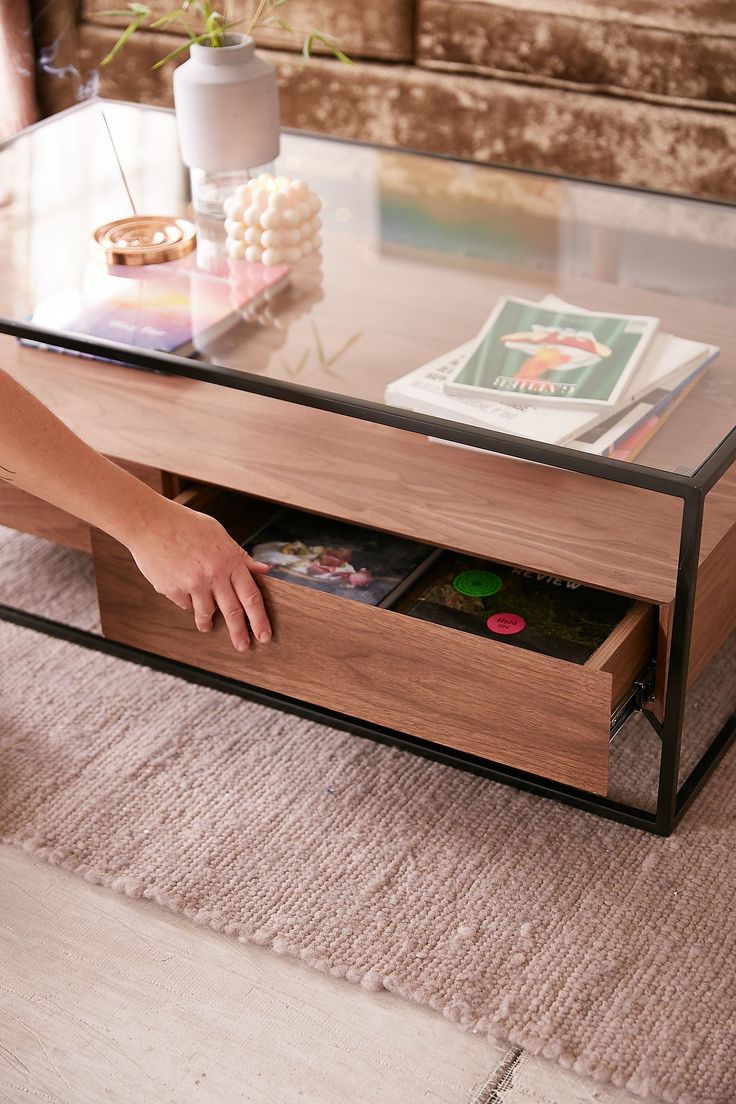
left=127, top=498, right=272, bottom=652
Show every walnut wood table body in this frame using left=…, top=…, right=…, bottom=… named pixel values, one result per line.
left=1, top=102, right=735, bottom=835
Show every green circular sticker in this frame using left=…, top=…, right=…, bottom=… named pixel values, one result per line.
left=453, top=570, right=503, bottom=597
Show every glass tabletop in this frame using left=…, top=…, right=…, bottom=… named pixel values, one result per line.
left=2, top=99, right=735, bottom=482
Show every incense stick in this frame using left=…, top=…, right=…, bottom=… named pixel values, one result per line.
left=101, top=109, right=138, bottom=216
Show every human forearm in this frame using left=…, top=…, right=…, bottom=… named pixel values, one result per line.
left=0, top=368, right=161, bottom=545
left=0, top=368, right=271, bottom=650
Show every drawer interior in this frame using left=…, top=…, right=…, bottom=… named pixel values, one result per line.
left=190, top=486, right=655, bottom=698
left=91, top=484, right=658, bottom=795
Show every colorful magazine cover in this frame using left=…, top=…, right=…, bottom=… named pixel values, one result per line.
left=243, top=509, right=435, bottom=606
left=444, top=296, right=658, bottom=409
left=27, top=253, right=290, bottom=357
left=396, top=554, right=634, bottom=663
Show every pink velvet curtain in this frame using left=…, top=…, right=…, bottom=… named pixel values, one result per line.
left=0, top=1, right=38, bottom=141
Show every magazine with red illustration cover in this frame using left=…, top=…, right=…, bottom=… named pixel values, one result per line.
left=444, top=296, right=659, bottom=410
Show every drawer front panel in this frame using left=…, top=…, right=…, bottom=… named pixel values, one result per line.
left=5, top=337, right=682, bottom=604
left=92, top=525, right=615, bottom=795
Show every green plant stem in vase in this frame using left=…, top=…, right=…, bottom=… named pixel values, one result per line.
left=99, top=2, right=351, bottom=217
left=100, top=2, right=352, bottom=70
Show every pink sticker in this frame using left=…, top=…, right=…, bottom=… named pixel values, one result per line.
left=486, top=612, right=526, bottom=635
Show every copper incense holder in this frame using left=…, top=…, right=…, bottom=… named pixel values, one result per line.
left=93, top=215, right=196, bottom=266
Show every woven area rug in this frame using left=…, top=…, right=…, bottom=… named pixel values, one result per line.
left=1, top=526, right=735, bottom=1104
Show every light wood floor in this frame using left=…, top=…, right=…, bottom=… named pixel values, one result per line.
left=0, top=844, right=650, bottom=1104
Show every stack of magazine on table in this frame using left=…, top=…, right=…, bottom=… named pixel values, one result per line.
left=240, top=506, right=636, bottom=660
left=384, top=295, right=719, bottom=460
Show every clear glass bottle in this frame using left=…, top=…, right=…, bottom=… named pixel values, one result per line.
left=189, top=163, right=274, bottom=219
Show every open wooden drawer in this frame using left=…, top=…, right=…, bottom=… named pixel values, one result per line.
left=91, top=487, right=657, bottom=796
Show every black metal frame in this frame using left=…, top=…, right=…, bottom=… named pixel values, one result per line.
left=2, top=101, right=735, bottom=835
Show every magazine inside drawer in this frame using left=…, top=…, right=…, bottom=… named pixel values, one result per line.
left=92, top=486, right=657, bottom=796
left=384, top=552, right=655, bottom=705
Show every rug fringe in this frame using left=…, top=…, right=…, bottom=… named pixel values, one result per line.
left=469, top=1046, right=523, bottom=1103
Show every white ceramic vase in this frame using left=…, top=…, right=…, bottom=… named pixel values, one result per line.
left=173, top=33, right=280, bottom=217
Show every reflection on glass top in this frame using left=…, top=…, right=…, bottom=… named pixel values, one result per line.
left=1, top=99, right=735, bottom=478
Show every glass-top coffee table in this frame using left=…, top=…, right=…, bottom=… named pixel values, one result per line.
left=1, top=100, right=734, bottom=834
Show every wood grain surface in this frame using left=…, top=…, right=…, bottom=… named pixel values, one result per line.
left=652, top=461, right=736, bottom=713
left=701, top=461, right=736, bottom=561
left=689, top=522, right=736, bottom=687
left=3, top=337, right=685, bottom=604
left=92, top=519, right=616, bottom=795
left=586, top=601, right=657, bottom=708
left=690, top=465, right=736, bottom=684
left=651, top=603, right=673, bottom=722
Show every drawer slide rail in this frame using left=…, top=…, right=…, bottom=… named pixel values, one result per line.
left=609, top=663, right=657, bottom=743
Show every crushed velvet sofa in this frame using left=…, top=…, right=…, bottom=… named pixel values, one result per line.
left=28, top=0, right=736, bottom=202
